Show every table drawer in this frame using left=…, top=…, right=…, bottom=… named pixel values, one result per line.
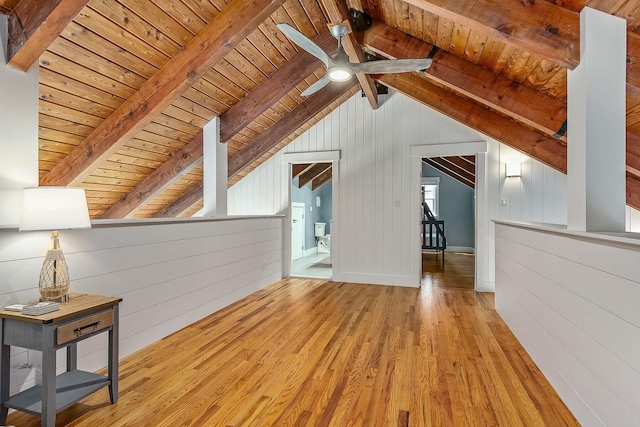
left=57, top=310, right=114, bottom=345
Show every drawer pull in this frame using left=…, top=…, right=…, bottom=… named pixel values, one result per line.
left=74, top=321, right=100, bottom=336
left=57, top=310, right=113, bottom=345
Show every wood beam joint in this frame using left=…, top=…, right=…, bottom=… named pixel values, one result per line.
left=228, top=80, right=357, bottom=179
left=379, top=73, right=567, bottom=173
left=321, top=0, right=378, bottom=110
left=358, top=20, right=567, bottom=141
left=220, top=29, right=337, bottom=143
left=8, top=0, right=90, bottom=71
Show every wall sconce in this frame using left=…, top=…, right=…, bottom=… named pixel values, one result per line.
left=316, top=196, right=321, bottom=207
left=505, top=161, right=521, bottom=178
left=20, top=187, right=91, bottom=302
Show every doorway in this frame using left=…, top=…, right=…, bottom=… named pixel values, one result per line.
left=289, top=163, right=333, bottom=279
left=420, top=156, right=476, bottom=289
left=410, top=141, right=487, bottom=291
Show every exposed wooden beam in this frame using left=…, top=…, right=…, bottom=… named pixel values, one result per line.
left=7, top=0, right=89, bottom=71
left=292, top=163, right=313, bottom=178
left=100, top=134, right=203, bottom=219
left=379, top=73, right=567, bottom=173
left=228, top=80, right=358, bottom=178
left=627, top=131, right=640, bottom=210
left=437, top=157, right=475, bottom=183
left=443, top=156, right=475, bottom=176
left=627, top=32, right=640, bottom=99
left=321, top=0, right=379, bottom=110
left=121, top=31, right=335, bottom=219
left=461, top=155, right=476, bottom=165
left=220, top=29, right=337, bottom=143
left=548, top=2, right=640, bottom=99
left=312, top=166, right=332, bottom=190
left=155, top=181, right=203, bottom=218
left=41, top=0, right=286, bottom=187
left=627, top=164, right=640, bottom=179
left=153, top=81, right=355, bottom=218
left=424, top=158, right=474, bottom=189
left=401, top=0, right=579, bottom=69
left=627, top=130, right=640, bottom=168
left=298, top=163, right=331, bottom=188
left=359, top=20, right=567, bottom=140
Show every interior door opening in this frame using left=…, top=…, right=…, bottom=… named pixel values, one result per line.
left=290, top=162, right=333, bottom=280
left=420, top=156, right=476, bottom=290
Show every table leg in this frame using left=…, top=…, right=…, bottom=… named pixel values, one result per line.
left=41, top=325, right=56, bottom=427
left=108, top=305, right=119, bottom=403
left=66, top=343, right=77, bottom=372
left=0, top=319, right=9, bottom=425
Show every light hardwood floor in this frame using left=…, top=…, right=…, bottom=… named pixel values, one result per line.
left=8, top=278, right=578, bottom=426
left=422, top=251, right=475, bottom=289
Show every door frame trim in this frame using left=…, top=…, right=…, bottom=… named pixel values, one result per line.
left=283, top=150, right=340, bottom=278
left=291, top=202, right=306, bottom=261
left=411, top=141, right=488, bottom=291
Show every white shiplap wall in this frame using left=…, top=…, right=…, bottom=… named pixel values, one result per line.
left=0, top=216, right=283, bottom=396
left=626, top=206, right=640, bottom=231
left=495, top=221, right=640, bottom=426
left=231, top=92, right=484, bottom=287
left=487, top=139, right=567, bottom=225
left=229, top=91, right=569, bottom=289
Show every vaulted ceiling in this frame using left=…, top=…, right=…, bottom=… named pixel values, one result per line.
left=2, top=0, right=640, bottom=217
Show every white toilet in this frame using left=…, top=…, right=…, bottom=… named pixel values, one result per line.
left=315, top=222, right=331, bottom=254
left=317, top=235, right=331, bottom=253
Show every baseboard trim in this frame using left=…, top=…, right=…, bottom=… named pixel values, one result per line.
left=303, top=247, right=317, bottom=257
left=332, top=272, right=420, bottom=288
left=476, top=280, right=495, bottom=292
left=446, top=246, right=475, bottom=253
left=422, top=246, right=475, bottom=254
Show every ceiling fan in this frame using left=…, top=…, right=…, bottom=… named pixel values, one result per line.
left=277, top=22, right=433, bottom=96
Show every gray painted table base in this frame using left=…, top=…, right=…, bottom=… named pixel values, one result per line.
left=0, top=294, right=121, bottom=427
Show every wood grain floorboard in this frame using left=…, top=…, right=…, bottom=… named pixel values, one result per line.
left=7, top=278, right=579, bottom=427
left=422, top=251, right=475, bottom=289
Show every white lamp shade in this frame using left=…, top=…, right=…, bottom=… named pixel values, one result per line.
left=20, top=187, right=91, bottom=231
left=505, top=162, right=521, bottom=178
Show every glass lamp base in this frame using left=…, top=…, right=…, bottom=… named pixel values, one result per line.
left=39, top=247, right=70, bottom=302
left=39, top=294, right=70, bottom=303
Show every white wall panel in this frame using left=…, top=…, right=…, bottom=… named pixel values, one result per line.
left=495, top=222, right=640, bottom=426
left=493, top=142, right=567, bottom=224
left=0, top=216, right=283, bottom=395
left=627, top=206, right=640, bottom=232
left=229, top=91, right=569, bottom=289
left=0, top=16, right=39, bottom=226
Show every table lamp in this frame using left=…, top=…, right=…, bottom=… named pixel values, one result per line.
left=19, top=187, right=91, bottom=302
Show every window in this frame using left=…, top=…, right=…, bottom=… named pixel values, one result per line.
left=421, top=177, right=440, bottom=218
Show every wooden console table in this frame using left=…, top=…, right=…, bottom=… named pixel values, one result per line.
left=0, top=293, right=121, bottom=427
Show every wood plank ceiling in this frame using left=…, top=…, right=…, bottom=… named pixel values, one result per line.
left=2, top=0, right=640, bottom=217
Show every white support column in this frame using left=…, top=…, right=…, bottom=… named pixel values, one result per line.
left=567, top=7, right=626, bottom=232
left=202, top=116, right=227, bottom=217
left=0, top=16, right=39, bottom=226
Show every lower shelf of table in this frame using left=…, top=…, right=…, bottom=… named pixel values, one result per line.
left=4, top=370, right=110, bottom=416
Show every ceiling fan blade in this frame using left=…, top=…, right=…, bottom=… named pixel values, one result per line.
left=277, top=23, right=329, bottom=69
left=350, top=58, right=433, bottom=75
left=301, top=75, right=331, bottom=96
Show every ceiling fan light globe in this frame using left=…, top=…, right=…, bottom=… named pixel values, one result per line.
left=328, top=67, right=352, bottom=82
